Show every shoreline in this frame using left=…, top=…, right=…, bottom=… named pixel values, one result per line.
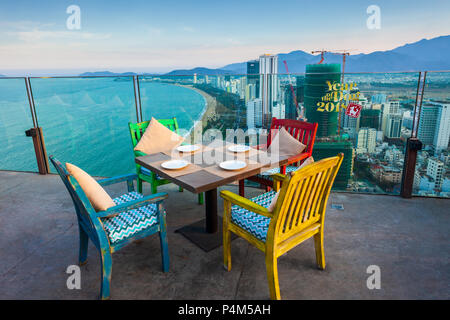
left=176, top=84, right=217, bottom=142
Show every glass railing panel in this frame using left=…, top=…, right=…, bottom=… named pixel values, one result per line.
left=413, top=71, right=450, bottom=198
left=271, top=71, right=421, bottom=195
left=30, top=76, right=137, bottom=177
left=0, top=78, right=38, bottom=172
left=138, top=74, right=251, bottom=144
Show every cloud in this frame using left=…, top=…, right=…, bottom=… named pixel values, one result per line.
left=181, top=26, right=195, bottom=33
left=7, top=29, right=111, bottom=42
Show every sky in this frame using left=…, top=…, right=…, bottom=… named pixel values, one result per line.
left=0, top=0, right=449, bottom=75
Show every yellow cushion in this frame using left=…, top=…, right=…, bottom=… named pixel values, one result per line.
left=134, top=117, right=184, bottom=154
left=267, top=127, right=306, bottom=156
left=66, top=163, right=116, bottom=212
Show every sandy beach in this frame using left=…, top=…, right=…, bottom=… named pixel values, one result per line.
left=176, top=84, right=217, bottom=143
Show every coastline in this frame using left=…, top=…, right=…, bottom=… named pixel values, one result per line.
left=176, top=84, right=217, bottom=142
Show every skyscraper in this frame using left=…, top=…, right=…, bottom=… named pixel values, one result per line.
left=385, top=114, right=403, bottom=139
left=284, top=85, right=297, bottom=120
left=427, top=157, right=445, bottom=188
left=259, top=54, right=278, bottom=126
left=433, top=102, right=450, bottom=154
left=303, top=63, right=341, bottom=137
left=246, top=98, right=263, bottom=129
left=356, top=128, right=377, bottom=154
left=247, top=60, right=260, bottom=99
left=418, top=102, right=450, bottom=154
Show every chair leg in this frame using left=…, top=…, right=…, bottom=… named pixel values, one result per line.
left=137, top=178, right=143, bottom=194
left=78, top=226, right=89, bottom=266
left=198, top=192, right=204, bottom=205
left=158, top=215, right=170, bottom=273
left=265, top=251, right=281, bottom=300
left=151, top=182, right=158, bottom=194
left=314, top=230, right=326, bottom=270
left=223, top=227, right=231, bottom=271
left=100, top=249, right=112, bottom=300
left=239, top=180, right=245, bottom=197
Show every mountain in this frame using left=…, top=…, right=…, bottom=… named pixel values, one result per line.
left=164, top=67, right=235, bottom=76
left=221, top=35, right=450, bottom=73
left=79, top=71, right=137, bottom=76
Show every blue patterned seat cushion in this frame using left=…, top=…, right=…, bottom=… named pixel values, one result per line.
left=256, top=166, right=298, bottom=179
left=231, top=191, right=277, bottom=242
left=101, top=192, right=163, bottom=244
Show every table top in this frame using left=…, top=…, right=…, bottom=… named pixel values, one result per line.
left=135, top=141, right=296, bottom=193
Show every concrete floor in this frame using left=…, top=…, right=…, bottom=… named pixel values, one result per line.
left=0, top=170, right=449, bottom=300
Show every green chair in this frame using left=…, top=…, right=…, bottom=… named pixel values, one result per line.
left=128, top=118, right=204, bottom=204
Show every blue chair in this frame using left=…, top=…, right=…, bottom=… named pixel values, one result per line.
left=50, top=156, right=170, bottom=300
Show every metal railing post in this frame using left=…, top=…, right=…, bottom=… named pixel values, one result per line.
left=400, top=72, right=426, bottom=198
left=25, top=77, right=49, bottom=174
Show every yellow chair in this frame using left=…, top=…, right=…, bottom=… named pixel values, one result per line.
left=220, top=153, right=343, bottom=300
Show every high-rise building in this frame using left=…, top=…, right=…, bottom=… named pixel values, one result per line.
left=304, top=64, right=341, bottom=137
left=247, top=60, right=260, bottom=98
left=360, top=109, right=381, bottom=130
left=418, top=104, right=439, bottom=145
left=312, top=139, right=354, bottom=189
left=246, top=98, right=263, bottom=129
left=381, top=101, right=401, bottom=136
left=259, top=54, right=278, bottom=126
left=356, top=128, right=377, bottom=154
left=418, top=102, right=450, bottom=154
left=284, top=85, right=297, bottom=119
left=433, top=102, right=450, bottom=154
left=385, top=114, right=403, bottom=138
left=427, top=157, right=445, bottom=188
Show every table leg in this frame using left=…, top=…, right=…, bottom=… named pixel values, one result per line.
left=205, top=188, right=218, bottom=233
left=175, top=188, right=236, bottom=252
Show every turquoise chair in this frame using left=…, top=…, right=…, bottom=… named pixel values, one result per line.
left=50, top=156, right=169, bottom=300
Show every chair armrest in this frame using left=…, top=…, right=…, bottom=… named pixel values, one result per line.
left=94, top=192, right=168, bottom=218
left=97, top=173, right=138, bottom=187
left=286, top=152, right=309, bottom=165
left=220, top=190, right=273, bottom=218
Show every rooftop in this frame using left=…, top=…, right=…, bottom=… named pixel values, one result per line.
left=1, top=170, right=448, bottom=299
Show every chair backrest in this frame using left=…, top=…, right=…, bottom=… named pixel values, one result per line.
left=267, top=118, right=318, bottom=157
left=49, top=156, right=99, bottom=236
left=270, top=153, right=343, bottom=243
left=128, top=118, right=179, bottom=152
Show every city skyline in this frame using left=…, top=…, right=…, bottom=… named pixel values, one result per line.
left=1, top=0, right=449, bottom=75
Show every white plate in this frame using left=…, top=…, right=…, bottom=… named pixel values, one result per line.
left=228, top=145, right=251, bottom=153
left=161, top=159, right=189, bottom=170
left=219, top=160, right=247, bottom=171
left=177, top=145, right=200, bottom=153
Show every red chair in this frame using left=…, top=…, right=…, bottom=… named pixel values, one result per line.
left=239, top=118, right=318, bottom=196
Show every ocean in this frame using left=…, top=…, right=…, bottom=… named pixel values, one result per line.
left=0, top=77, right=207, bottom=176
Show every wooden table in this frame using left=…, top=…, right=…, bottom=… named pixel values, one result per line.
left=135, top=141, right=294, bottom=251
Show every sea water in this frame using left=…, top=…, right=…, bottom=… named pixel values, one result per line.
left=0, top=77, right=206, bottom=176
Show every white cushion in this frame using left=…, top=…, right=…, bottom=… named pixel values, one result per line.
left=267, top=127, right=306, bottom=156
